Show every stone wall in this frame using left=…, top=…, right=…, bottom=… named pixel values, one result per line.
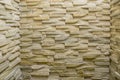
left=0, top=0, right=22, bottom=80
left=0, top=27, right=22, bottom=80
left=20, top=0, right=111, bottom=80
left=110, top=0, right=120, bottom=80
left=2, top=0, right=120, bottom=80
left=0, top=0, right=20, bottom=27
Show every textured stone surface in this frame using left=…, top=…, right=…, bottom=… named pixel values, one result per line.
left=20, top=0, right=110, bottom=80
left=0, top=0, right=22, bottom=80
left=0, top=27, right=22, bottom=80
left=110, top=0, right=120, bottom=80
left=2, top=0, right=120, bottom=80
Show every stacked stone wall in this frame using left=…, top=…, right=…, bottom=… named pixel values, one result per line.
left=20, top=0, right=111, bottom=80
left=0, top=0, right=22, bottom=80
left=110, top=0, right=120, bottom=80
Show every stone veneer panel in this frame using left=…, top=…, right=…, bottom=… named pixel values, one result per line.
left=0, top=27, right=22, bottom=80
left=0, top=0, right=22, bottom=80
left=110, top=0, right=120, bottom=80
left=19, top=0, right=111, bottom=80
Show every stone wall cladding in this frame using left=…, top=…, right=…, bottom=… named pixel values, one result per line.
left=0, top=0, right=22, bottom=80
left=20, top=0, right=111, bottom=80
left=0, top=27, right=22, bottom=80
left=0, top=0, right=20, bottom=27
left=110, top=0, right=120, bottom=80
